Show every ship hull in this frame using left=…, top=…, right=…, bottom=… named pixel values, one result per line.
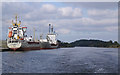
left=17, top=47, right=57, bottom=51
left=7, top=41, right=22, bottom=51
left=13, top=41, right=58, bottom=51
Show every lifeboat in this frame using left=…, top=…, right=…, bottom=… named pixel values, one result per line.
left=8, top=31, right=12, bottom=38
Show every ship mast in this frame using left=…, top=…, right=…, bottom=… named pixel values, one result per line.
left=12, top=15, right=21, bottom=27
left=15, top=15, right=17, bottom=25
left=33, top=27, right=35, bottom=41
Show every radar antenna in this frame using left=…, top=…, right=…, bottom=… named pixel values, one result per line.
left=12, top=14, right=21, bottom=27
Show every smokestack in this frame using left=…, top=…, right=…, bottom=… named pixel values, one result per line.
left=51, top=25, right=53, bottom=33
left=49, top=24, right=51, bottom=33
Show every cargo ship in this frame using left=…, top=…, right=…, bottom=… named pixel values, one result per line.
left=7, top=15, right=58, bottom=51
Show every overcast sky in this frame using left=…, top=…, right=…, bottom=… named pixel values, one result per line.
left=2, top=2, right=118, bottom=42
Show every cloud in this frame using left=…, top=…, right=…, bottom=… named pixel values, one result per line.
left=104, top=26, right=118, bottom=32
left=2, top=2, right=32, bottom=15
left=2, top=2, right=118, bottom=41
left=81, top=18, right=117, bottom=25
left=64, top=2, right=118, bottom=9
left=55, top=17, right=117, bottom=27
left=56, top=28, right=70, bottom=34
left=40, top=4, right=56, bottom=13
left=72, top=8, right=82, bottom=17
left=87, top=9, right=118, bottom=19
left=58, top=7, right=82, bottom=18
left=23, top=4, right=58, bottom=20
left=24, top=5, right=83, bottom=21
left=58, top=7, right=73, bottom=16
left=2, top=0, right=119, bottom=2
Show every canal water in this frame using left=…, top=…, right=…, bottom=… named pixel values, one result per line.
left=2, top=47, right=118, bottom=73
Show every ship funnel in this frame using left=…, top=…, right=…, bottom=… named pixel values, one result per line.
left=49, top=24, right=51, bottom=33
left=12, top=20, right=13, bottom=24
left=51, top=25, right=53, bottom=33
left=12, top=20, right=15, bottom=26
left=19, top=21, right=21, bottom=24
left=18, top=21, right=21, bottom=26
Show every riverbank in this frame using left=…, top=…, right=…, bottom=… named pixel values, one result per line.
left=58, top=39, right=120, bottom=48
left=0, top=40, right=7, bottom=48
left=0, top=40, right=8, bottom=52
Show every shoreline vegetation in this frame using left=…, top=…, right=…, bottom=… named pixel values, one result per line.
left=0, top=39, right=120, bottom=49
left=57, top=39, right=120, bottom=48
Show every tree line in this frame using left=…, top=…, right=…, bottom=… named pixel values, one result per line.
left=57, top=39, right=120, bottom=48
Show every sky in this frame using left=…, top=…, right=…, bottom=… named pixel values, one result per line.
left=2, top=2, right=118, bottom=42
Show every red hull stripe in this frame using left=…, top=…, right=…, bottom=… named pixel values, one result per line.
left=22, top=27, right=27, bottom=28
left=10, top=48, right=19, bottom=51
left=10, top=47, right=57, bottom=51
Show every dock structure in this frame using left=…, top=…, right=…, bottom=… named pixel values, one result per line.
left=0, top=40, right=10, bottom=51
left=0, top=48, right=9, bottom=51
